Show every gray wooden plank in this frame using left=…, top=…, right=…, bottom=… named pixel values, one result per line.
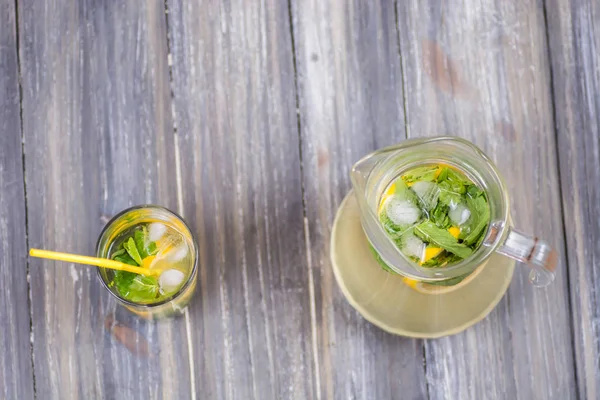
left=19, top=0, right=192, bottom=398
left=0, top=1, right=36, bottom=398
left=290, top=1, right=427, bottom=399
left=396, top=1, right=576, bottom=398
left=545, top=0, right=600, bottom=398
left=166, top=1, right=317, bottom=398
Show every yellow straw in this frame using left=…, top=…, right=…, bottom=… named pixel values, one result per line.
left=29, top=248, right=158, bottom=276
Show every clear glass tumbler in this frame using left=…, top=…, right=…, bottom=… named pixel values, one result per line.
left=96, top=205, right=198, bottom=319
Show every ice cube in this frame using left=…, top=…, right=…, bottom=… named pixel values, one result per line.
left=148, top=222, right=167, bottom=242
left=168, top=243, right=189, bottom=262
left=386, top=196, right=420, bottom=226
left=155, top=229, right=183, bottom=253
left=411, top=181, right=439, bottom=210
left=153, top=229, right=191, bottom=267
left=449, top=202, right=471, bottom=226
left=159, top=269, right=185, bottom=293
left=401, top=232, right=425, bottom=259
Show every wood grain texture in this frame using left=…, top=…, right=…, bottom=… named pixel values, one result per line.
left=19, top=0, right=193, bottom=398
left=166, top=1, right=316, bottom=398
left=8, top=0, right=595, bottom=398
left=396, top=0, right=576, bottom=398
left=0, top=1, right=35, bottom=398
left=545, top=0, right=600, bottom=398
left=290, top=1, right=427, bottom=399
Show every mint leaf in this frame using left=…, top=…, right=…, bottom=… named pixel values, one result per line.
left=113, top=253, right=138, bottom=266
left=124, top=237, right=143, bottom=266
left=379, top=211, right=403, bottom=234
left=127, top=275, right=159, bottom=302
left=112, top=270, right=160, bottom=302
left=108, top=225, right=165, bottom=303
left=421, top=249, right=462, bottom=268
left=113, top=270, right=136, bottom=297
left=410, top=181, right=440, bottom=211
left=437, top=168, right=468, bottom=206
left=446, top=168, right=471, bottom=185
left=421, top=250, right=449, bottom=267
left=466, top=184, right=483, bottom=198
left=438, top=181, right=463, bottom=206
left=430, top=203, right=451, bottom=229
left=414, top=221, right=473, bottom=259
left=461, top=195, right=490, bottom=245
left=111, top=248, right=126, bottom=259
left=436, top=167, right=449, bottom=182
left=147, top=241, right=158, bottom=256
left=134, top=229, right=148, bottom=259
left=401, top=165, right=438, bottom=184
left=379, top=211, right=416, bottom=248
left=134, top=226, right=159, bottom=259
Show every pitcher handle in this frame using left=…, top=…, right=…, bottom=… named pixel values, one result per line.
left=494, top=226, right=558, bottom=287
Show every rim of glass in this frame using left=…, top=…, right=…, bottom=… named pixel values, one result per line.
left=95, top=204, right=199, bottom=309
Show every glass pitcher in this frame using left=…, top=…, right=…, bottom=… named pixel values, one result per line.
left=350, top=136, right=557, bottom=287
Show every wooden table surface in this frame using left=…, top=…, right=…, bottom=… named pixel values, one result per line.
left=1, top=0, right=598, bottom=399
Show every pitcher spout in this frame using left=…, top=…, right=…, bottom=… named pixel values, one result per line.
left=350, top=138, right=428, bottom=200
left=350, top=151, right=384, bottom=199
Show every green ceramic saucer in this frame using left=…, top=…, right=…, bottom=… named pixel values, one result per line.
left=330, top=191, right=515, bottom=338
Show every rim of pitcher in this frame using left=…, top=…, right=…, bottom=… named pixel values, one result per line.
left=353, top=136, right=511, bottom=282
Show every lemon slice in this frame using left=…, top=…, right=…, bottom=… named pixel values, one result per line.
left=378, top=183, right=397, bottom=213
left=421, top=246, right=442, bottom=264
left=141, top=255, right=156, bottom=269
left=448, top=226, right=460, bottom=238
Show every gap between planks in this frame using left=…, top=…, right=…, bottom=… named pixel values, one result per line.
left=164, top=1, right=197, bottom=398
left=12, top=0, right=38, bottom=396
left=541, top=0, right=581, bottom=393
left=392, top=1, right=428, bottom=399
left=286, top=0, right=322, bottom=399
